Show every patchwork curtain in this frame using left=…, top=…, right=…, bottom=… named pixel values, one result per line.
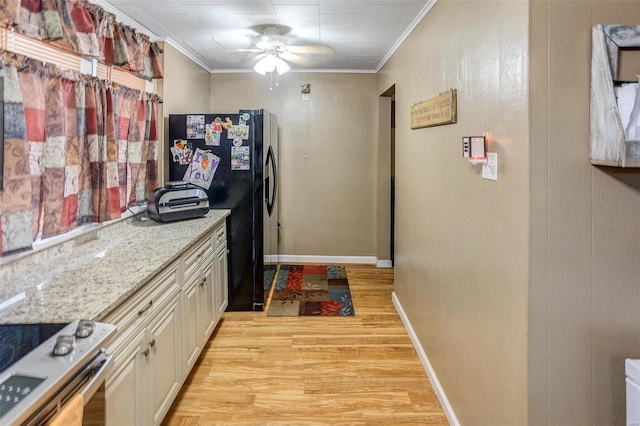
left=86, top=3, right=115, bottom=65
left=145, top=94, right=159, bottom=198
left=121, top=25, right=144, bottom=73
left=7, top=1, right=164, bottom=76
left=0, top=54, right=32, bottom=254
left=0, top=0, right=21, bottom=25
left=17, top=0, right=63, bottom=40
left=0, top=54, right=160, bottom=255
left=17, top=0, right=47, bottom=39
left=62, top=0, right=100, bottom=57
left=15, top=57, right=45, bottom=241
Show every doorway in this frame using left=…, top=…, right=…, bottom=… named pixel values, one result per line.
left=378, top=85, right=395, bottom=267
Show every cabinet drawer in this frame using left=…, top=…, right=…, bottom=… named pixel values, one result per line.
left=214, top=223, right=226, bottom=249
left=183, top=235, right=214, bottom=280
left=104, top=262, right=180, bottom=340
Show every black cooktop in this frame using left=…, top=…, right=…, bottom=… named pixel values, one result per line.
left=0, top=324, right=66, bottom=374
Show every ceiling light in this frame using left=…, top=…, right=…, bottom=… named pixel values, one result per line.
left=275, top=57, right=290, bottom=75
left=253, top=53, right=290, bottom=76
left=253, top=54, right=277, bottom=75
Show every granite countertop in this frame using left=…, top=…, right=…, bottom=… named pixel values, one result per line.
left=0, top=210, right=230, bottom=324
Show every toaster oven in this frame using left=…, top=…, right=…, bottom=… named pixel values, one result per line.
left=147, top=181, right=210, bottom=222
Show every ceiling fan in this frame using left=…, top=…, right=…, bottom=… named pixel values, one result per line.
left=236, top=25, right=334, bottom=75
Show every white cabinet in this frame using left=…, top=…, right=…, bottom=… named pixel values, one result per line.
left=104, top=220, right=228, bottom=426
left=105, top=329, right=145, bottom=426
left=214, top=242, right=229, bottom=321
left=181, top=234, right=216, bottom=374
left=105, top=265, right=182, bottom=426
left=201, top=261, right=216, bottom=339
left=105, top=292, right=182, bottom=426
left=148, top=294, right=182, bottom=425
left=182, top=278, right=200, bottom=371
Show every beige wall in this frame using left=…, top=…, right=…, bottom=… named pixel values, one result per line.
left=158, top=44, right=212, bottom=183
left=378, top=0, right=530, bottom=424
left=529, top=1, right=640, bottom=425
left=209, top=72, right=379, bottom=257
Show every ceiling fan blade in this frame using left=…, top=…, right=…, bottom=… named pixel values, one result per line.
left=280, top=52, right=314, bottom=67
left=229, top=48, right=262, bottom=58
left=229, top=48, right=262, bottom=53
left=287, top=45, right=334, bottom=56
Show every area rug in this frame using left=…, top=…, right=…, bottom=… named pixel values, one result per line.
left=264, top=264, right=277, bottom=291
left=267, top=265, right=355, bottom=317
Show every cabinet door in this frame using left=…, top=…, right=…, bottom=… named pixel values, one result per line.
left=201, top=260, right=216, bottom=340
left=105, top=330, right=146, bottom=426
left=214, top=244, right=229, bottom=322
left=182, top=277, right=201, bottom=373
left=148, top=293, right=183, bottom=426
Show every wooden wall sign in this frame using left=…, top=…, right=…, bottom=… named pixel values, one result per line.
left=411, top=89, right=457, bottom=129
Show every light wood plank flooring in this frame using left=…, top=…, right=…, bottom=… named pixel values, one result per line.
left=163, top=264, right=447, bottom=425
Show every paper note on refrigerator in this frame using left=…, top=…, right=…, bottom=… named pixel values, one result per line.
left=183, top=148, right=220, bottom=189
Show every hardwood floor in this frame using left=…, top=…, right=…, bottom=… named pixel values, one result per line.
left=163, top=264, right=447, bottom=425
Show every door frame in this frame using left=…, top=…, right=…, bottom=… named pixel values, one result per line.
left=377, top=85, right=395, bottom=267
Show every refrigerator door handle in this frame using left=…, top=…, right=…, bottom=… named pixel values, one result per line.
left=265, top=176, right=270, bottom=207
left=265, top=145, right=277, bottom=217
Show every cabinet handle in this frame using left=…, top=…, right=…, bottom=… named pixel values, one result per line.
left=138, top=300, right=153, bottom=315
left=143, top=348, right=150, bottom=357
left=149, top=338, right=156, bottom=348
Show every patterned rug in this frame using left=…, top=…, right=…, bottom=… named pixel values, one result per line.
left=264, top=264, right=277, bottom=291
left=267, top=265, right=355, bottom=317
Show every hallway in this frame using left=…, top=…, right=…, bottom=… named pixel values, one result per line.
left=164, top=264, right=447, bottom=425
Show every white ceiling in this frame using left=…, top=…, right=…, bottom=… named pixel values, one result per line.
left=97, top=0, right=433, bottom=73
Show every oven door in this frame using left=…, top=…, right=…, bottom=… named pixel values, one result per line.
left=26, top=350, right=112, bottom=425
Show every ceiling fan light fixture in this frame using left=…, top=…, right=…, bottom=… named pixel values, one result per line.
left=254, top=53, right=291, bottom=76
left=275, top=57, right=290, bottom=75
left=253, top=54, right=277, bottom=75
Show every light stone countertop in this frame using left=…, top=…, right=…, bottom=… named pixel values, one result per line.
left=0, top=210, right=230, bottom=324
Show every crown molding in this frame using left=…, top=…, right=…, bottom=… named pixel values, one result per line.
left=97, top=0, right=438, bottom=76
left=375, top=0, right=438, bottom=72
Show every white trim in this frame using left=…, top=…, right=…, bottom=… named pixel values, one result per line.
left=392, top=291, right=460, bottom=426
left=376, top=260, right=393, bottom=268
left=162, top=37, right=213, bottom=73
left=264, top=255, right=280, bottom=263
left=209, top=68, right=378, bottom=74
left=90, top=0, right=439, bottom=76
left=91, top=0, right=159, bottom=40
left=375, top=0, right=438, bottom=72
left=89, top=2, right=214, bottom=73
left=277, top=255, right=377, bottom=265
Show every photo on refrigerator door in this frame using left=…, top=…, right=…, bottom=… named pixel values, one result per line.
left=231, top=146, right=250, bottom=170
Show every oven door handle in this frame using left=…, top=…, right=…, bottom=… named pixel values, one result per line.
left=81, top=350, right=113, bottom=405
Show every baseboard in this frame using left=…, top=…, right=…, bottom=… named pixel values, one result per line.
left=376, top=259, right=393, bottom=268
left=277, top=255, right=377, bottom=265
left=264, top=255, right=279, bottom=263
left=392, top=291, right=460, bottom=426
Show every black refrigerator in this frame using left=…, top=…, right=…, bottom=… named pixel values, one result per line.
left=168, top=110, right=278, bottom=311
